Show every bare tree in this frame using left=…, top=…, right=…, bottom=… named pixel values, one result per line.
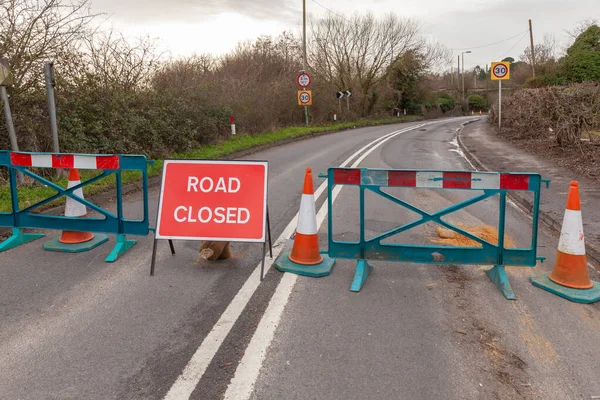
left=0, top=0, right=96, bottom=90
left=308, top=12, right=446, bottom=114
left=566, top=18, right=599, bottom=40
left=82, top=29, right=163, bottom=90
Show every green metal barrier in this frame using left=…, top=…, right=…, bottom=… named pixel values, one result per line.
left=0, top=151, right=152, bottom=262
left=327, top=167, right=548, bottom=299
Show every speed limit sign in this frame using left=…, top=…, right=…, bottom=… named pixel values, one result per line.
left=491, top=61, right=510, bottom=80
left=297, top=72, right=311, bottom=88
left=298, top=90, right=312, bottom=106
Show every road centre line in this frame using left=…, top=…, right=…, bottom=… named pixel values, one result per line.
left=222, top=122, right=435, bottom=400
left=163, top=122, right=429, bottom=400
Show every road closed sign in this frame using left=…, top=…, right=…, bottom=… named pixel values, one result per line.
left=156, top=160, right=268, bottom=242
left=491, top=61, right=511, bottom=80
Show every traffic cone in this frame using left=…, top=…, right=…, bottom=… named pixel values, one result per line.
left=531, top=181, right=600, bottom=303
left=274, top=168, right=335, bottom=277
left=43, top=169, right=108, bottom=253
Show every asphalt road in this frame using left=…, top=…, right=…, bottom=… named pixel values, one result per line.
left=1, top=117, right=599, bottom=400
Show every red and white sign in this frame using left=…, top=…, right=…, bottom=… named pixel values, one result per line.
left=156, top=160, right=268, bottom=242
left=297, top=72, right=311, bottom=88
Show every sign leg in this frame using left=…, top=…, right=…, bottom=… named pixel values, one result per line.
left=266, top=207, right=273, bottom=259
left=150, top=238, right=158, bottom=276
left=260, top=241, right=267, bottom=281
left=168, top=239, right=176, bottom=256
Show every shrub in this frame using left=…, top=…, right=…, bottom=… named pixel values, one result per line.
left=467, top=94, right=487, bottom=111
left=437, top=93, right=456, bottom=113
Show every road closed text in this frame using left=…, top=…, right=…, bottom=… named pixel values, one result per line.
left=173, top=176, right=250, bottom=224
left=156, top=160, right=268, bottom=241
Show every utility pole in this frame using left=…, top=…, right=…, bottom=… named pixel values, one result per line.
left=302, top=0, right=309, bottom=127
left=529, top=19, right=536, bottom=77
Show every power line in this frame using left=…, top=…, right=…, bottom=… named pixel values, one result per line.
left=451, top=30, right=529, bottom=51
left=495, top=31, right=529, bottom=60
left=310, top=0, right=352, bottom=22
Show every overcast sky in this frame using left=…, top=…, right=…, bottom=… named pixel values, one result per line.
left=91, top=0, right=599, bottom=70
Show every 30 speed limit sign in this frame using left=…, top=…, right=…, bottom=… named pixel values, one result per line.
left=491, top=61, right=510, bottom=80
left=298, top=90, right=312, bottom=106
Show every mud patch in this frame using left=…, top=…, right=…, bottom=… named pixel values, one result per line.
left=432, top=224, right=517, bottom=248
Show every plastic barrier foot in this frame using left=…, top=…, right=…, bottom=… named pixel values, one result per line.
left=350, top=259, right=373, bottom=292
left=530, top=274, right=600, bottom=304
left=0, top=228, right=45, bottom=252
left=43, top=233, right=109, bottom=253
left=274, top=251, right=334, bottom=277
left=105, top=234, right=137, bottom=263
left=486, top=265, right=516, bottom=300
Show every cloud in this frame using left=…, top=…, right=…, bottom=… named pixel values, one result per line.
left=93, top=0, right=299, bottom=24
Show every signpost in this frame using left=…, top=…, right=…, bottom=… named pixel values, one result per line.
left=152, top=160, right=272, bottom=278
left=491, top=61, right=511, bottom=129
left=298, top=90, right=312, bottom=106
left=344, top=90, right=352, bottom=112
left=297, top=71, right=311, bottom=127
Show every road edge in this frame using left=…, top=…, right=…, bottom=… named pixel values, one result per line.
left=456, top=119, right=600, bottom=267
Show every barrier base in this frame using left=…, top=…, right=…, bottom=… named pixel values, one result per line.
left=530, top=274, right=600, bottom=304
left=0, top=228, right=45, bottom=252
left=350, top=259, right=373, bottom=292
left=106, top=234, right=137, bottom=263
left=486, top=265, right=516, bottom=300
left=274, top=251, right=334, bottom=277
left=43, top=233, right=109, bottom=253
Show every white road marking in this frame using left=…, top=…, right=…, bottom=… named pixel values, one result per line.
left=222, top=121, right=437, bottom=400
left=163, top=122, right=429, bottom=400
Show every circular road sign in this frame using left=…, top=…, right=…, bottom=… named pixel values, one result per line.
left=297, top=72, right=311, bottom=88
left=299, top=91, right=311, bottom=105
left=492, top=63, right=508, bottom=79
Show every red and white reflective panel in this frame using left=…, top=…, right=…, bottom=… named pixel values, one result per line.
left=10, top=152, right=120, bottom=170
left=333, top=169, right=531, bottom=191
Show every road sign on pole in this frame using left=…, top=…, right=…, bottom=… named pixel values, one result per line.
left=491, top=61, right=510, bottom=81
left=491, top=61, right=510, bottom=129
left=297, top=72, right=311, bottom=88
left=298, top=90, right=312, bottom=106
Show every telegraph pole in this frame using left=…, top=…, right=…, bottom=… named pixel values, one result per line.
left=302, top=0, right=309, bottom=126
left=529, top=19, right=536, bottom=77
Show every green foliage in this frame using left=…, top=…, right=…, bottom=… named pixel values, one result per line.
left=523, top=75, right=566, bottom=88
left=559, top=25, right=600, bottom=83
left=437, top=93, right=456, bottom=113
left=468, top=94, right=487, bottom=111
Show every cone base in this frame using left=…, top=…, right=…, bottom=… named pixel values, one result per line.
left=274, top=251, right=335, bottom=277
left=531, top=274, right=600, bottom=304
left=43, top=234, right=109, bottom=253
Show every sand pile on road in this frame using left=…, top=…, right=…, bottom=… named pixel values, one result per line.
left=432, top=225, right=516, bottom=248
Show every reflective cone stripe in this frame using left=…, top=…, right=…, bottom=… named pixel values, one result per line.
left=549, top=181, right=592, bottom=289
left=59, top=169, right=95, bottom=244
left=289, top=169, right=324, bottom=265
left=65, top=169, right=87, bottom=218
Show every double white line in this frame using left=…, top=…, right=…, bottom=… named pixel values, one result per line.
left=164, top=122, right=431, bottom=400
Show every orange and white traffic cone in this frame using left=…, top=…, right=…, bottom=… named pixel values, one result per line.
left=531, top=181, right=600, bottom=303
left=274, top=168, right=334, bottom=277
left=43, top=169, right=108, bottom=253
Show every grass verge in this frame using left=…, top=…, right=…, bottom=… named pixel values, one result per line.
left=0, top=116, right=422, bottom=213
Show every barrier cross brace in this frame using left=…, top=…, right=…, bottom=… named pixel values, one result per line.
left=0, top=151, right=152, bottom=262
left=327, top=167, right=547, bottom=299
